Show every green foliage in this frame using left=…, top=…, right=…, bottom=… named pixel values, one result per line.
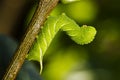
left=42, top=46, right=89, bottom=80
left=60, top=0, right=81, bottom=4
left=50, top=1, right=98, bottom=24
left=64, top=1, right=98, bottom=23
left=27, top=14, right=96, bottom=73
left=50, top=3, right=65, bottom=17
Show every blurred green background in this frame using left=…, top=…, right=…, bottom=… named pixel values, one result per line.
left=0, top=0, right=120, bottom=80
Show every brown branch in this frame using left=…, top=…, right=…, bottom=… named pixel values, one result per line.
left=2, top=0, right=59, bottom=80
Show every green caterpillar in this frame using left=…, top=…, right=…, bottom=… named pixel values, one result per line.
left=27, top=14, right=96, bottom=73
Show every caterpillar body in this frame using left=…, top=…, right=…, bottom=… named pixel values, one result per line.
left=27, top=14, right=96, bottom=73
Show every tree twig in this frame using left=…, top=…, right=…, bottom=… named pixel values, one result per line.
left=2, top=0, right=59, bottom=80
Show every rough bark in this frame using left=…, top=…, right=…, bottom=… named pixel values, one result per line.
left=2, top=0, right=59, bottom=80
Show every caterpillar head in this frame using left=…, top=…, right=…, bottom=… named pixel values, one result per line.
left=72, top=25, right=97, bottom=45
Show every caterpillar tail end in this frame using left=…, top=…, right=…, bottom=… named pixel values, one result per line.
left=40, top=60, right=43, bottom=74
